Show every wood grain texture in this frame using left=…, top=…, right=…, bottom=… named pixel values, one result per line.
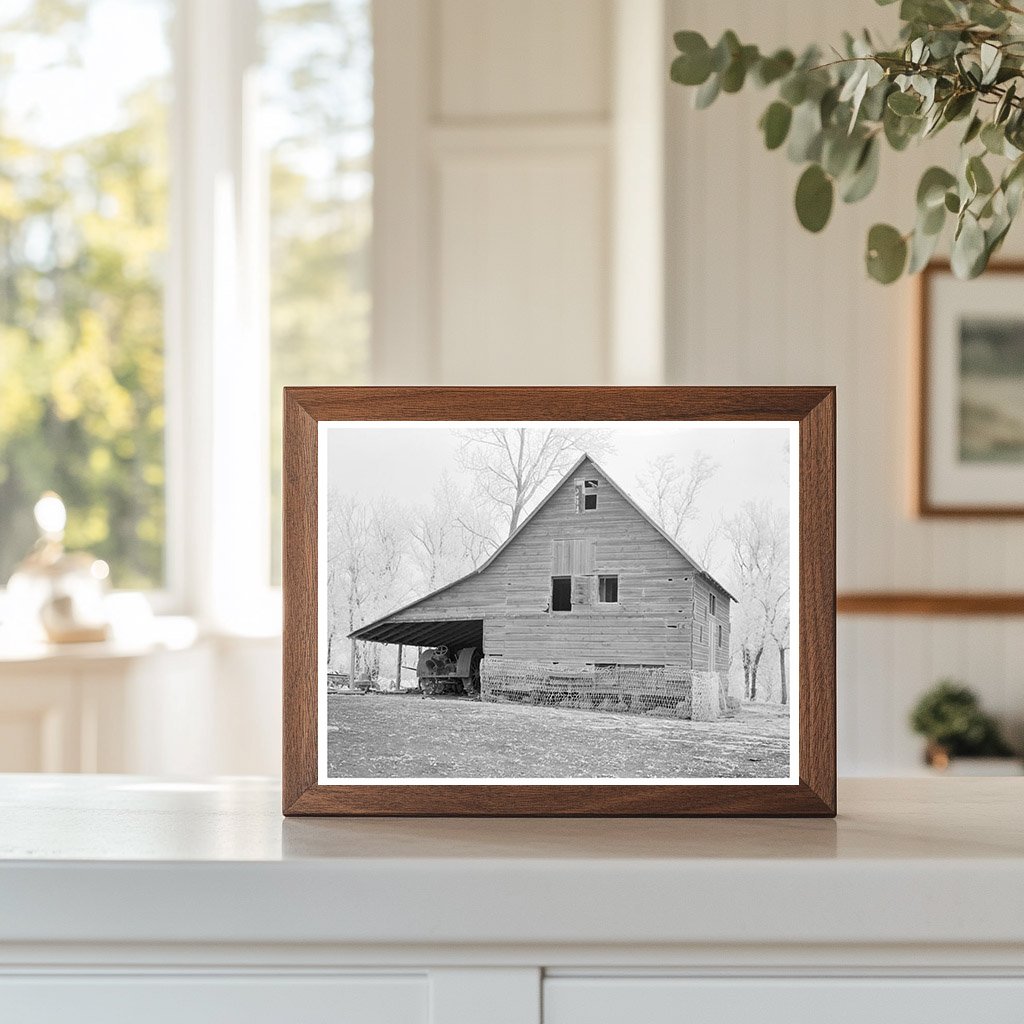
left=282, top=392, right=319, bottom=812
left=838, top=592, right=1024, bottom=616
left=916, top=260, right=1024, bottom=518
left=282, top=386, right=836, bottom=817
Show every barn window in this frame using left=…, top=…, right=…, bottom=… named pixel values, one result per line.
left=709, top=593, right=717, bottom=615
left=717, top=623, right=724, bottom=648
left=575, top=478, right=599, bottom=511
left=697, top=624, right=704, bottom=643
left=551, top=576, right=572, bottom=612
left=598, top=575, right=618, bottom=603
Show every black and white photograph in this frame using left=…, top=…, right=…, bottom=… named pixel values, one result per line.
left=318, top=421, right=798, bottom=784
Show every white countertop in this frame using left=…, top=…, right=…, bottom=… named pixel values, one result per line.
left=2, top=776, right=1022, bottom=953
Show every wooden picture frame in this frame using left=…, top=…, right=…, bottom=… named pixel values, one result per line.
left=283, top=387, right=836, bottom=817
left=917, top=260, right=1024, bottom=517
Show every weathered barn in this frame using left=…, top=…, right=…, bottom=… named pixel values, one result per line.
left=349, top=454, right=733, bottom=710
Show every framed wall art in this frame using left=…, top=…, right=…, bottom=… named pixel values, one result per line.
left=283, top=387, right=836, bottom=816
left=918, top=261, right=1024, bottom=517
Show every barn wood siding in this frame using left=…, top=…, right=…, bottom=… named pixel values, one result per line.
left=485, top=613, right=678, bottom=665
left=691, top=573, right=732, bottom=672
left=388, top=458, right=717, bottom=669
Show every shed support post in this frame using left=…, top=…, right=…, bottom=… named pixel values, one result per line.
left=396, top=643, right=404, bottom=689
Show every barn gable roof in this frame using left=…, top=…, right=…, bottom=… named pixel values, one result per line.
left=349, top=452, right=735, bottom=642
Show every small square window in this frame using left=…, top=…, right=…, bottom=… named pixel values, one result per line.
left=598, top=575, right=618, bottom=603
left=578, top=478, right=599, bottom=511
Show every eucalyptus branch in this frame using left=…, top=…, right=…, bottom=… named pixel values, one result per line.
left=670, top=0, right=1024, bottom=283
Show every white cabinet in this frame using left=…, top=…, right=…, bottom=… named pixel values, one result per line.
left=1, top=778, right=1023, bottom=1024
left=544, top=977, right=1024, bottom=1024
left=0, top=975, right=428, bottom=1024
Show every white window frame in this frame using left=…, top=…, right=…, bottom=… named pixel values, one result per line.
left=166, top=0, right=275, bottom=632
left=0, top=0, right=262, bottom=625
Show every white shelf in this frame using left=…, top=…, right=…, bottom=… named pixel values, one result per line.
left=1, top=776, right=1022, bottom=952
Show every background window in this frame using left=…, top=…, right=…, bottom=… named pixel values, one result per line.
left=598, top=574, right=618, bottom=603
left=709, top=592, right=717, bottom=615
left=262, top=0, right=373, bottom=581
left=0, top=0, right=172, bottom=588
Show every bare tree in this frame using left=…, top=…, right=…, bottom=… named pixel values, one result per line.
left=773, top=613, right=790, bottom=705
left=724, top=500, right=789, bottom=702
left=327, top=493, right=407, bottom=678
left=693, top=513, right=724, bottom=576
left=407, top=472, right=490, bottom=592
left=636, top=451, right=717, bottom=543
left=456, top=427, right=613, bottom=538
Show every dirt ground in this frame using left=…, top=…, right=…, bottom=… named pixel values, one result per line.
left=326, top=694, right=791, bottom=779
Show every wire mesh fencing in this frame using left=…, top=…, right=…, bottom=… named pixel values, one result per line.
left=480, top=658, right=729, bottom=720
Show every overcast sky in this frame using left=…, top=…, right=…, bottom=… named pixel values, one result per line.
left=326, top=421, right=793, bottom=582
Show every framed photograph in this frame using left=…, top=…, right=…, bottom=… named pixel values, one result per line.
left=918, top=261, right=1024, bottom=517
left=283, top=387, right=835, bottom=816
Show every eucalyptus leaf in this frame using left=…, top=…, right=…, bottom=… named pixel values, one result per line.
left=842, top=137, right=881, bottom=203
left=967, top=154, right=995, bottom=195
left=908, top=222, right=942, bottom=273
left=888, top=90, right=921, bottom=115
left=787, top=101, right=823, bottom=162
left=981, top=42, right=1003, bottom=86
left=942, top=92, right=974, bottom=122
left=981, top=121, right=1006, bottom=155
left=921, top=200, right=946, bottom=235
left=671, top=53, right=711, bottom=87
left=866, top=223, right=908, bottom=283
left=970, top=2, right=1009, bottom=30
left=721, top=44, right=759, bottom=92
left=951, top=212, right=987, bottom=278
left=917, top=166, right=957, bottom=210
left=884, top=106, right=921, bottom=150
left=760, top=101, right=793, bottom=150
left=795, top=164, right=834, bottom=232
left=962, top=115, right=983, bottom=145
left=710, top=31, right=740, bottom=73
left=822, top=129, right=863, bottom=178
left=754, top=49, right=795, bottom=87
left=694, top=73, right=721, bottom=109
left=672, top=32, right=712, bottom=86
left=779, top=72, right=808, bottom=106
left=996, top=82, right=1017, bottom=124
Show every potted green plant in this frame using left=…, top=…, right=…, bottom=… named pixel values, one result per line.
left=670, top=0, right=1024, bottom=283
left=909, top=679, right=1019, bottom=771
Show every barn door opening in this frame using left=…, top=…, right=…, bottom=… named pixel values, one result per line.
left=552, top=576, right=572, bottom=611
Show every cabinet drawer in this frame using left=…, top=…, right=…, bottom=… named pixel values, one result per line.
left=544, top=977, right=1024, bottom=1024
left=0, top=974, right=427, bottom=1024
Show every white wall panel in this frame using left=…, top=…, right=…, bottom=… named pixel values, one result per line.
left=437, top=151, right=608, bottom=384
left=438, top=0, right=610, bottom=120
left=375, top=0, right=637, bottom=386
left=666, top=0, right=1024, bottom=774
